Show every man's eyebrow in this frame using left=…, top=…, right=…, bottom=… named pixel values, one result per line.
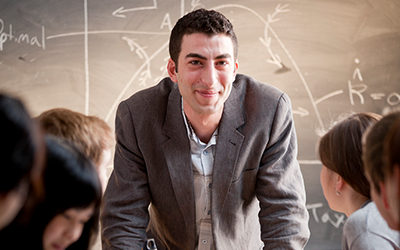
left=185, top=53, right=232, bottom=60
left=185, top=53, right=207, bottom=60
left=215, top=53, right=232, bottom=59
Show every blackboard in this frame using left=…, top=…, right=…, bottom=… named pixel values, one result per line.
left=1, top=0, right=399, bottom=249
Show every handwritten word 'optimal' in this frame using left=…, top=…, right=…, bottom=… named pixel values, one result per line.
left=0, top=18, right=45, bottom=51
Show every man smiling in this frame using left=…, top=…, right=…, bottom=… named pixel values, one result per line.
left=169, top=33, right=237, bottom=143
left=101, top=9, right=309, bottom=250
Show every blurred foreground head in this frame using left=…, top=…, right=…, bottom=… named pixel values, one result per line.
left=363, top=111, right=400, bottom=230
left=0, top=93, right=45, bottom=230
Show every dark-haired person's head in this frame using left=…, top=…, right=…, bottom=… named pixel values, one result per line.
left=318, top=112, right=381, bottom=216
left=39, top=136, right=102, bottom=250
left=383, top=118, right=400, bottom=230
left=169, top=8, right=238, bottom=71
left=382, top=117, right=400, bottom=231
left=0, top=93, right=44, bottom=230
left=363, top=111, right=400, bottom=230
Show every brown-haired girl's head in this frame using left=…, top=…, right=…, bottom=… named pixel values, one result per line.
left=318, top=112, right=382, bottom=199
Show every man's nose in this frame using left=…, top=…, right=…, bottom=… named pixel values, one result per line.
left=201, top=64, right=217, bottom=87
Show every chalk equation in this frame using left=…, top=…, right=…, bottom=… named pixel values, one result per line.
left=307, top=203, right=346, bottom=229
left=314, top=58, right=400, bottom=107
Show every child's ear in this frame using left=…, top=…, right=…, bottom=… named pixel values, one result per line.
left=379, top=181, right=390, bottom=210
left=335, top=173, right=344, bottom=193
left=394, top=164, right=400, bottom=200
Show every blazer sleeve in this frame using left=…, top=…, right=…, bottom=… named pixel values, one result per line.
left=256, top=93, right=310, bottom=249
left=101, top=100, right=150, bottom=250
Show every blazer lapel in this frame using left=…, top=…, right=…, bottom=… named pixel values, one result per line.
left=162, top=88, right=196, bottom=237
left=212, top=85, right=245, bottom=214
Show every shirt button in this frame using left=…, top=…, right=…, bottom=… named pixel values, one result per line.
left=202, top=239, right=208, bottom=244
left=203, top=150, right=208, bottom=155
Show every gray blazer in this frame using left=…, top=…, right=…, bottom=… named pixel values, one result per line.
left=101, top=74, right=310, bottom=250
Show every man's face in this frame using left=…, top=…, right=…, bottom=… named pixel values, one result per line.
left=167, top=33, right=238, bottom=116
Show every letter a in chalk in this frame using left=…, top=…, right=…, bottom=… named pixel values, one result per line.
left=160, top=13, right=172, bottom=31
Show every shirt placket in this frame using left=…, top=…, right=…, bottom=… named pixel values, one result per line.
left=198, top=144, right=213, bottom=250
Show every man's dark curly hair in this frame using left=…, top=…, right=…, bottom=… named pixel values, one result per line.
left=169, top=8, right=238, bottom=70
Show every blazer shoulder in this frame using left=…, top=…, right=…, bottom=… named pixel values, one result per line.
left=119, top=77, right=178, bottom=110
left=118, top=77, right=179, bottom=113
left=234, top=74, right=290, bottom=104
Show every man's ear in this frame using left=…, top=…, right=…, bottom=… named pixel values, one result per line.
left=167, top=58, right=178, bottom=83
left=233, top=60, right=239, bottom=79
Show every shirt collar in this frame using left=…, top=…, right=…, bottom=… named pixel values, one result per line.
left=181, top=97, right=218, bottom=146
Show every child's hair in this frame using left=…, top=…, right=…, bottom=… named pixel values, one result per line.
left=33, top=136, right=102, bottom=249
left=36, top=108, right=113, bottom=168
left=383, top=117, right=400, bottom=176
left=363, top=111, right=400, bottom=194
left=318, top=112, right=381, bottom=198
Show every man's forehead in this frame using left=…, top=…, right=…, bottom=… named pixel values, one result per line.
left=180, top=33, right=235, bottom=57
left=181, top=33, right=233, bottom=43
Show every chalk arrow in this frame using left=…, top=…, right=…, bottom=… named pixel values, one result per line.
left=293, top=107, right=309, bottom=117
left=112, top=7, right=127, bottom=18
left=112, top=0, right=157, bottom=18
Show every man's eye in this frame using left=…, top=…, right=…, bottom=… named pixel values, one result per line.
left=190, top=61, right=201, bottom=65
left=216, top=61, right=227, bottom=66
